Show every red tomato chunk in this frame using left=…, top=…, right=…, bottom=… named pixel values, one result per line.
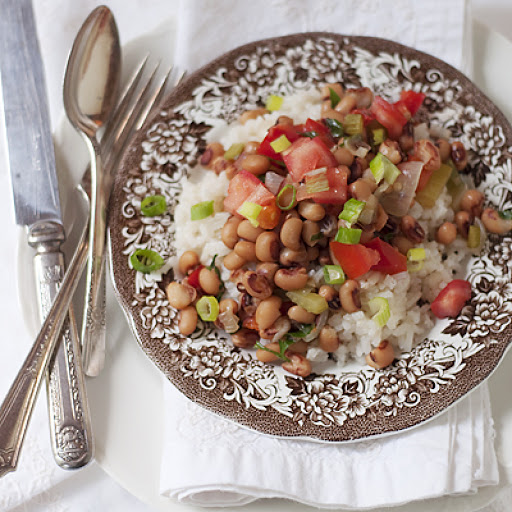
left=223, top=170, right=275, bottom=215
left=257, top=124, right=300, bottom=161
left=431, top=280, right=472, bottom=319
left=330, top=242, right=380, bottom=280
left=364, top=238, right=408, bottom=275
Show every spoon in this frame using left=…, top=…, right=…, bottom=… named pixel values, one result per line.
left=63, top=5, right=121, bottom=376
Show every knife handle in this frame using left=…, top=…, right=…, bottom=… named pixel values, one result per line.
left=29, top=220, right=93, bottom=469
left=82, top=143, right=107, bottom=377
left=0, top=225, right=88, bottom=477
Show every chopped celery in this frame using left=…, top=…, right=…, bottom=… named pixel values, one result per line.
left=286, top=288, right=329, bottom=314
left=265, top=94, right=283, bottom=111
left=305, top=168, right=329, bottom=194
left=224, top=142, right=244, bottom=161
left=270, top=134, right=291, bottom=153
left=323, top=265, right=346, bottom=285
left=335, top=227, right=362, bottom=244
left=445, top=162, right=467, bottom=209
left=407, top=247, right=426, bottom=272
left=343, top=113, right=364, bottom=136
left=467, top=225, right=481, bottom=248
left=415, top=163, right=453, bottom=208
left=368, top=297, right=390, bottom=327
left=366, top=119, right=387, bottom=148
left=369, top=153, right=401, bottom=185
left=339, top=198, right=366, bottom=224
left=237, top=201, right=262, bottom=227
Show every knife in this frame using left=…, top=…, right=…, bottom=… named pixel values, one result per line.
left=0, top=0, right=92, bottom=468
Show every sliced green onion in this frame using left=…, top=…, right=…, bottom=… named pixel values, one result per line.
left=191, top=200, right=214, bottom=221
left=415, top=163, right=452, bottom=208
left=324, top=118, right=344, bottom=138
left=368, top=297, right=390, bottom=327
left=237, top=201, right=262, bottom=227
left=467, top=224, right=481, bottom=248
left=265, top=94, right=283, bottom=111
left=224, top=142, right=245, bottom=161
left=498, top=209, right=512, bottom=220
left=270, top=134, right=292, bottom=153
left=130, top=249, right=164, bottom=274
left=276, top=184, right=297, bottom=210
left=305, top=167, right=329, bottom=194
left=196, top=296, right=220, bottom=322
left=407, top=247, right=426, bottom=273
left=329, top=87, right=341, bottom=108
left=286, top=288, right=329, bottom=314
left=141, top=195, right=166, bottom=216
left=366, top=119, right=388, bottom=148
left=369, top=153, right=401, bottom=185
left=339, top=198, right=366, bottom=225
left=323, top=265, right=346, bottom=285
left=335, top=227, right=362, bottom=244
left=343, top=113, right=364, bottom=136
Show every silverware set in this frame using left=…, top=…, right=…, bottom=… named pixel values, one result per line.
left=0, top=2, right=177, bottom=477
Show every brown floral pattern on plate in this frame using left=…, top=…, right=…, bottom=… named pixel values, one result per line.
left=110, top=33, right=512, bottom=442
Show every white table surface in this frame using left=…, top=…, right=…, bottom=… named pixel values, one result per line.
left=1, top=1, right=512, bottom=511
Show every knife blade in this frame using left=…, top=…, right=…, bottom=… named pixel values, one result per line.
left=0, top=0, right=92, bottom=468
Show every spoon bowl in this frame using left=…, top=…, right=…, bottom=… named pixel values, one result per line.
left=63, top=5, right=121, bottom=375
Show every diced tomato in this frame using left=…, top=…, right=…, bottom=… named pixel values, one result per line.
left=400, top=90, right=426, bottom=116
left=393, top=101, right=412, bottom=121
left=282, top=137, right=338, bottom=182
left=243, top=315, right=259, bottom=330
left=370, top=96, right=408, bottom=140
left=431, top=280, right=471, bottom=319
left=330, top=242, right=380, bottom=280
left=297, top=166, right=349, bottom=204
left=303, top=118, right=335, bottom=147
left=257, top=124, right=300, bottom=161
left=364, top=238, right=408, bottom=275
left=351, top=108, right=375, bottom=125
left=186, top=265, right=204, bottom=288
left=223, top=170, right=275, bottom=215
left=257, top=202, right=281, bottom=229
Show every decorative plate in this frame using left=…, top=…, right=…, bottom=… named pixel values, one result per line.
left=109, top=33, right=512, bottom=442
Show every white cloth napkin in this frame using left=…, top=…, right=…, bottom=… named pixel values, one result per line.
left=159, top=0, right=499, bottom=508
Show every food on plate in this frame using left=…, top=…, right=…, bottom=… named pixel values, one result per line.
left=135, top=82, right=512, bottom=378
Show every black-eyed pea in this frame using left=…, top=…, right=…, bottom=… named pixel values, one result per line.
left=333, top=146, right=354, bottom=166
left=239, top=108, right=269, bottom=124
left=280, top=217, right=303, bottom=250
left=435, top=138, right=451, bottom=162
left=234, top=240, right=258, bottom=262
left=318, top=326, right=340, bottom=352
left=198, top=267, right=221, bottom=295
left=287, top=305, right=316, bottom=324
left=232, top=328, right=259, bottom=349
left=455, top=210, right=472, bottom=238
left=298, top=201, right=325, bottom=221
left=288, top=340, right=308, bottom=353
left=276, top=115, right=294, bottom=126
left=221, top=216, right=242, bottom=249
left=199, top=142, right=224, bottom=168
left=481, top=208, right=512, bottom=234
left=451, top=141, right=468, bottom=171
left=255, top=295, right=282, bottom=330
left=400, top=215, right=425, bottom=243
left=321, top=82, right=344, bottom=102
left=339, top=280, right=361, bottom=313
left=219, top=298, right=238, bottom=315
left=223, top=251, right=246, bottom=270
left=178, top=250, right=200, bottom=275
left=414, top=140, right=441, bottom=173
left=279, top=247, right=308, bottom=266
left=392, top=234, right=415, bottom=255
left=334, top=94, right=357, bottom=115
left=256, top=342, right=280, bottom=363
left=320, top=107, right=345, bottom=124
left=241, top=154, right=270, bottom=175
left=460, top=189, right=485, bottom=218
left=256, top=262, right=279, bottom=282
left=436, top=222, right=457, bottom=245
left=302, top=220, right=320, bottom=247
left=306, top=246, right=319, bottom=261
left=378, top=139, right=403, bottom=165
left=166, top=282, right=196, bottom=310
left=348, top=178, right=373, bottom=201
left=242, top=271, right=274, bottom=299
left=274, top=266, right=309, bottom=291
left=255, top=231, right=280, bottom=262
left=237, top=219, right=264, bottom=242
left=178, top=306, right=198, bottom=335
left=366, top=340, right=395, bottom=369
left=282, top=352, right=312, bottom=377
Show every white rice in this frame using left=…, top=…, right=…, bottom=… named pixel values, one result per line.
left=173, top=87, right=472, bottom=368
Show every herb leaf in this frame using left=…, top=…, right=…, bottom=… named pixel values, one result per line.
left=300, top=131, right=319, bottom=139
left=208, top=254, right=225, bottom=300
left=329, top=87, right=341, bottom=108
left=499, top=209, right=512, bottom=220
left=311, top=232, right=324, bottom=242
left=324, top=118, right=344, bottom=139
left=255, top=341, right=291, bottom=362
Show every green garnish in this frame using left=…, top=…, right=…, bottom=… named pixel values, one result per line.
left=300, top=131, right=319, bottom=138
left=190, top=200, right=214, bottom=221
left=265, top=94, right=283, bottom=111
left=366, top=119, right=387, bottom=149
left=343, top=113, right=364, bottom=136
left=329, top=87, right=341, bottom=108
left=311, top=232, right=324, bottom=242
left=130, top=249, right=164, bottom=274
left=238, top=201, right=262, bottom=227
left=324, top=118, right=344, bottom=139
left=255, top=324, right=314, bottom=362
left=141, top=195, right=166, bottom=216
left=276, top=184, right=297, bottom=211
left=369, top=153, right=401, bottom=185
left=196, top=296, right=220, bottom=322
left=323, top=265, right=346, bottom=285
left=368, top=297, right=390, bottom=327
left=224, top=142, right=245, bottom=161
left=334, top=227, right=362, bottom=244
left=498, top=209, right=512, bottom=220
left=270, top=134, right=292, bottom=153
left=339, top=198, right=366, bottom=225
left=467, top=225, right=481, bottom=249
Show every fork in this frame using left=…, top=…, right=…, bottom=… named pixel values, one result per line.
left=0, top=61, right=176, bottom=477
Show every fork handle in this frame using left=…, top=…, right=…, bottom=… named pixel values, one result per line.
left=0, top=225, right=88, bottom=477
left=29, top=221, right=93, bottom=468
left=82, top=138, right=107, bottom=377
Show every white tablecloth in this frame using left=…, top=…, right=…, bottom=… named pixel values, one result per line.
left=0, top=1, right=511, bottom=511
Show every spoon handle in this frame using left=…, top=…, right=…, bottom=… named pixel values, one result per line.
left=0, top=227, right=88, bottom=477
left=81, top=138, right=107, bottom=377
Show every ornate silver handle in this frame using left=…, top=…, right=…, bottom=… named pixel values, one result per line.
left=28, top=220, right=93, bottom=468
left=0, top=225, right=88, bottom=477
left=82, top=143, right=107, bottom=377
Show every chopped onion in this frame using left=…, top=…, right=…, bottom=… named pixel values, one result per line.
left=264, top=171, right=285, bottom=195
left=217, top=311, right=240, bottom=334
left=271, top=316, right=291, bottom=343
left=377, top=161, right=423, bottom=217
left=413, top=122, right=430, bottom=141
